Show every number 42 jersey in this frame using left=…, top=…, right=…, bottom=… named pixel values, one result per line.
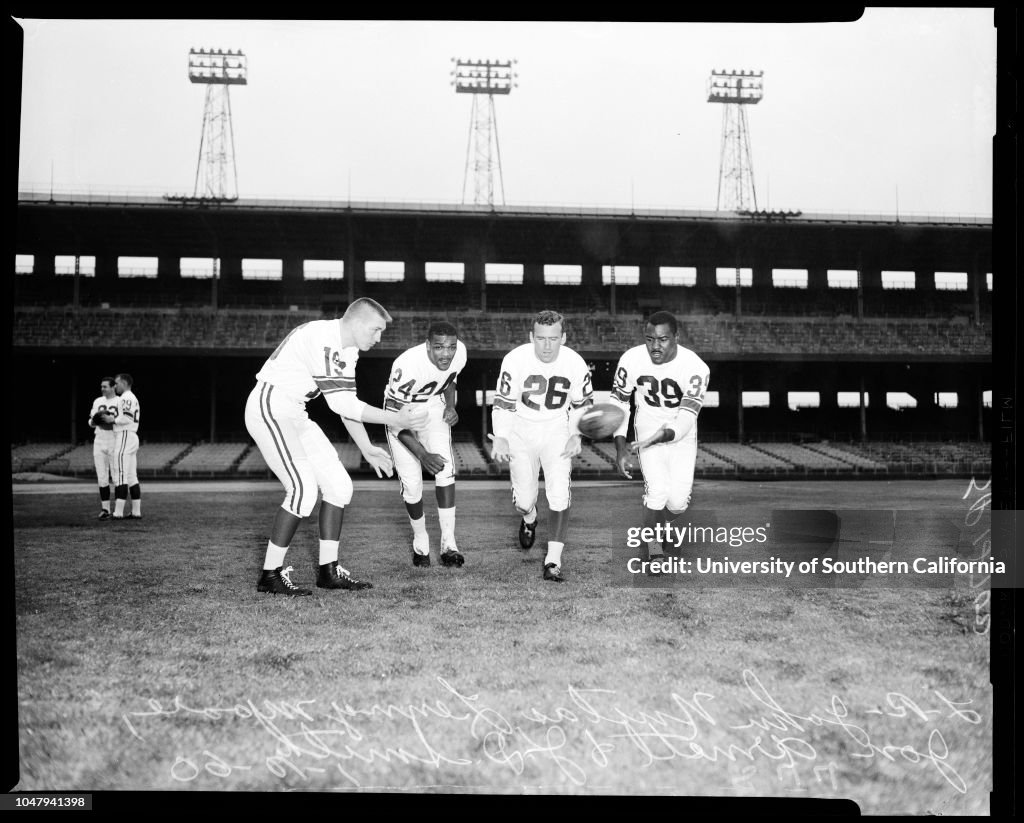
left=611, top=345, right=710, bottom=442
left=384, top=340, right=468, bottom=425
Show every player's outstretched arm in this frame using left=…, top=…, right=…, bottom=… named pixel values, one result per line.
left=614, top=435, right=633, bottom=479
left=365, top=404, right=428, bottom=430
left=630, top=424, right=674, bottom=452
left=341, top=418, right=394, bottom=478
left=397, top=429, right=448, bottom=476
left=631, top=410, right=697, bottom=452
left=326, top=390, right=428, bottom=431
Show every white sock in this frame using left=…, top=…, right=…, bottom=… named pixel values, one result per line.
left=264, top=542, right=288, bottom=571
left=410, top=515, right=429, bottom=554
left=438, top=505, right=456, bottom=546
left=131, top=499, right=141, bottom=517
left=522, top=506, right=538, bottom=525
left=100, top=499, right=110, bottom=513
left=319, top=539, right=339, bottom=565
left=545, top=541, right=564, bottom=567
left=113, top=498, right=126, bottom=517
left=409, top=514, right=428, bottom=538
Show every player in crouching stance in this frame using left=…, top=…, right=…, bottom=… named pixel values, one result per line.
left=245, top=298, right=428, bottom=596
left=489, top=310, right=593, bottom=582
left=384, top=321, right=468, bottom=568
left=88, top=376, right=119, bottom=519
left=111, top=373, right=143, bottom=520
left=611, top=311, right=710, bottom=563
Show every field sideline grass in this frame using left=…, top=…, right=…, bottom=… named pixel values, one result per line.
left=12, top=478, right=991, bottom=812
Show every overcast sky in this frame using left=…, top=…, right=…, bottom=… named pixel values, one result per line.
left=15, top=12, right=996, bottom=216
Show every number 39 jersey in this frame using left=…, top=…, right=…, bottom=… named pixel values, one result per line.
left=492, top=344, right=593, bottom=436
left=611, top=344, right=710, bottom=442
left=384, top=340, right=468, bottom=424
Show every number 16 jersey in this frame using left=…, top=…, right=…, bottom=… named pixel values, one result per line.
left=611, top=344, right=710, bottom=442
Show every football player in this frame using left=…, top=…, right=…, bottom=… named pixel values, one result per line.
left=384, top=321, right=468, bottom=568
left=88, top=376, right=118, bottom=519
left=610, top=311, right=710, bottom=562
left=111, top=373, right=143, bottom=520
left=244, top=297, right=428, bottom=596
left=489, top=310, right=594, bottom=582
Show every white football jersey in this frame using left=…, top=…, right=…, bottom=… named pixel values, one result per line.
left=611, top=344, right=710, bottom=441
left=89, top=395, right=118, bottom=442
left=492, top=344, right=593, bottom=436
left=384, top=340, right=467, bottom=425
left=113, top=389, right=141, bottom=433
left=256, top=319, right=361, bottom=411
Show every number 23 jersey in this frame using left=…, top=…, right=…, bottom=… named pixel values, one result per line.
left=611, top=345, right=710, bottom=441
left=492, top=344, right=593, bottom=432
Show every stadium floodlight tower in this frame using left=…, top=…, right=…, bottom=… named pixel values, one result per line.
left=189, top=48, right=247, bottom=201
left=452, top=58, right=516, bottom=206
left=707, top=68, right=763, bottom=211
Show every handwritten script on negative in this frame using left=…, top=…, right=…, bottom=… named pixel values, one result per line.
left=120, top=669, right=987, bottom=797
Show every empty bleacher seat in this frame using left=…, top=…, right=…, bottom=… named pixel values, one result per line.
left=136, top=443, right=191, bottom=472
left=452, top=442, right=489, bottom=474
left=173, top=442, right=249, bottom=474
left=751, top=443, right=856, bottom=471
left=702, top=443, right=794, bottom=471
left=236, top=446, right=269, bottom=473
left=12, top=443, right=71, bottom=472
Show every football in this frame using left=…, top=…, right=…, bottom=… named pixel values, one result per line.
left=576, top=402, right=626, bottom=440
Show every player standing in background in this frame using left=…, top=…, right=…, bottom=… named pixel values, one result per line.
left=384, top=321, right=468, bottom=568
left=489, top=310, right=593, bottom=582
left=245, top=297, right=428, bottom=596
left=611, top=311, right=710, bottom=562
left=111, top=373, right=143, bottom=520
left=88, top=376, right=119, bottom=519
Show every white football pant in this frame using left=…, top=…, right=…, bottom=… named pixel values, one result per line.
left=245, top=382, right=354, bottom=517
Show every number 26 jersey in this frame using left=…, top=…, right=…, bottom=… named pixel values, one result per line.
left=611, top=344, right=710, bottom=441
left=492, top=344, right=593, bottom=430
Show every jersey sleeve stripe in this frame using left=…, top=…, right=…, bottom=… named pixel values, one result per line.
left=315, top=377, right=357, bottom=391
left=679, top=399, right=702, bottom=413
left=493, top=397, right=516, bottom=411
left=611, top=389, right=631, bottom=403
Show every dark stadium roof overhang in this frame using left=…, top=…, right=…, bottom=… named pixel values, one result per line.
left=16, top=192, right=992, bottom=271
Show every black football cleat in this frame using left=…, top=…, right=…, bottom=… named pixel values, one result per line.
left=518, top=518, right=537, bottom=550
left=97, top=510, right=111, bottom=520
left=317, top=561, right=373, bottom=590
left=542, top=562, right=566, bottom=583
left=257, top=566, right=312, bottom=596
left=412, top=551, right=431, bottom=567
left=439, top=547, right=465, bottom=567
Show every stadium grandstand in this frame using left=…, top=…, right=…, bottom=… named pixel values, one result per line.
left=13, top=193, right=992, bottom=480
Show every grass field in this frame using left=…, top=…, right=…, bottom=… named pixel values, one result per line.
left=11, top=476, right=992, bottom=812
